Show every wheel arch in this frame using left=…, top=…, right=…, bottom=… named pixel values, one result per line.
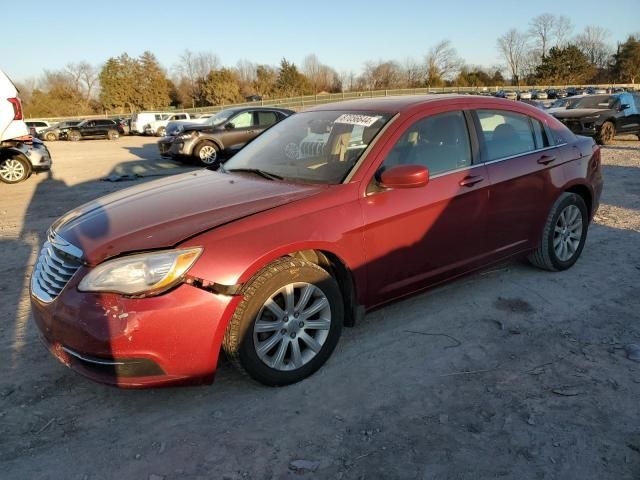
left=226, top=246, right=362, bottom=327
left=194, top=136, right=224, bottom=153
left=564, top=183, right=593, bottom=220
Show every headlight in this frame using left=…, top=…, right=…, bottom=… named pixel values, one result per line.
left=178, top=132, right=196, bottom=140
left=78, top=248, right=202, bottom=296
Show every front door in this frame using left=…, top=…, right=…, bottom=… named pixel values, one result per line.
left=223, top=111, right=257, bottom=153
left=360, top=109, right=490, bottom=306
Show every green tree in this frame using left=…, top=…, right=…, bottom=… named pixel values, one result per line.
left=99, top=54, right=138, bottom=112
left=612, top=36, right=640, bottom=83
left=253, top=65, right=277, bottom=97
left=535, top=45, right=595, bottom=84
left=137, top=51, right=170, bottom=109
left=202, top=68, right=241, bottom=105
left=275, top=59, right=310, bottom=97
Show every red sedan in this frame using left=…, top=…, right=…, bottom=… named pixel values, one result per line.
left=30, top=96, right=603, bottom=387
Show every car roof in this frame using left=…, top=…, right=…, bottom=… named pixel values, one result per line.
left=305, top=94, right=544, bottom=116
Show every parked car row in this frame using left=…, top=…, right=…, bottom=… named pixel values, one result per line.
left=0, top=69, right=52, bottom=184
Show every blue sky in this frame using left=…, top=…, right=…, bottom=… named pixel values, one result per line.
left=3, top=0, right=640, bottom=82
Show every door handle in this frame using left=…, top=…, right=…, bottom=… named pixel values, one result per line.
left=537, top=155, right=556, bottom=165
left=458, top=175, right=484, bottom=187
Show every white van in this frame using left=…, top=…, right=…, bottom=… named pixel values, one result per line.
left=26, top=120, right=51, bottom=134
left=130, top=111, right=173, bottom=134
left=0, top=69, right=28, bottom=141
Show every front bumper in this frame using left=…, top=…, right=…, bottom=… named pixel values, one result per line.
left=556, top=118, right=598, bottom=136
left=31, top=269, right=241, bottom=388
left=29, top=143, right=53, bottom=172
left=158, top=136, right=194, bottom=158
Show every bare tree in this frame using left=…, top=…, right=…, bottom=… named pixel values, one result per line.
left=361, top=61, right=402, bottom=90
left=496, top=29, right=529, bottom=86
left=425, top=40, right=461, bottom=86
left=302, top=54, right=323, bottom=93
left=554, top=15, right=573, bottom=47
left=235, top=59, right=257, bottom=96
left=575, top=26, right=612, bottom=68
left=66, top=62, right=98, bottom=105
left=529, top=13, right=555, bottom=58
left=402, top=58, right=424, bottom=88
left=175, top=50, right=220, bottom=107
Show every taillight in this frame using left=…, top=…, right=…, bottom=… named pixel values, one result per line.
left=8, top=97, right=23, bottom=120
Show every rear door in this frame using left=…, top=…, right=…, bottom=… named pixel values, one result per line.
left=360, top=108, right=490, bottom=305
left=473, top=109, right=562, bottom=258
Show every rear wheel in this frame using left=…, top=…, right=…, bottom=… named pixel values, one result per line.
left=596, top=121, right=615, bottom=145
left=68, top=130, right=81, bottom=142
left=194, top=140, right=219, bottom=167
left=45, top=132, right=57, bottom=141
left=107, top=129, right=119, bottom=140
left=223, top=257, right=343, bottom=386
left=528, top=192, right=588, bottom=271
left=0, top=156, right=31, bottom=184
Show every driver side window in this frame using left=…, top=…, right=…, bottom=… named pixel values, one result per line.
left=230, top=112, right=253, bottom=128
left=382, top=111, right=472, bottom=176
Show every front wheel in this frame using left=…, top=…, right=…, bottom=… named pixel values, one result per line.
left=107, top=129, right=119, bottom=140
left=194, top=140, right=219, bottom=167
left=45, top=132, right=57, bottom=141
left=68, top=131, right=81, bottom=142
left=596, top=121, right=615, bottom=145
left=156, top=126, right=166, bottom=137
left=528, top=192, right=588, bottom=271
left=0, top=156, right=31, bottom=184
left=223, top=258, right=343, bottom=386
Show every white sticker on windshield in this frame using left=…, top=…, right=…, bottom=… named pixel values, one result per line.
left=334, top=114, right=381, bottom=127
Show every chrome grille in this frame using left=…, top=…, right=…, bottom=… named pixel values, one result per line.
left=31, top=232, right=84, bottom=303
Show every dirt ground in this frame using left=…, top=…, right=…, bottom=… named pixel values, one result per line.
left=1, top=135, right=639, bottom=480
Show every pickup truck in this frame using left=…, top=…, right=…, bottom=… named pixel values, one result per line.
left=143, top=112, right=191, bottom=137
left=0, top=69, right=52, bottom=183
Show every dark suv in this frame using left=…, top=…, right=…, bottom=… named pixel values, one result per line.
left=158, top=107, right=294, bottom=166
left=67, top=119, right=121, bottom=141
left=551, top=92, right=640, bottom=145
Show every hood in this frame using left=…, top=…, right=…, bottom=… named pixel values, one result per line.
left=552, top=108, right=612, bottom=119
left=167, top=121, right=202, bottom=135
left=53, top=170, right=325, bottom=265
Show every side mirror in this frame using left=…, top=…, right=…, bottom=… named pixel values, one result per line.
left=225, top=122, right=235, bottom=130
left=620, top=103, right=630, bottom=111
left=379, top=164, right=429, bottom=189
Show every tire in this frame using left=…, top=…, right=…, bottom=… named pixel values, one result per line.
left=596, top=121, right=615, bottom=145
left=68, top=131, right=81, bottom=142
left=107, top=129, right=119, bottom=140
left=156, top=126, right=166, bottom=137
left=223, top=257, right=343, bottom=386
left=0, top=156, right=31, bottom=184
left=45, top=132, right=57, bottom=142
left=193, top=140, right=219, bottom=167
left=528, top=192, right=588, bottom=271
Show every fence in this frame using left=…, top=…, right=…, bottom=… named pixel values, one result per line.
left=29, top=83, right=638, bottom=122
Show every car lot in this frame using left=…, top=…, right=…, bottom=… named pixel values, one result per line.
left=1, top=135, right=639, bottom=478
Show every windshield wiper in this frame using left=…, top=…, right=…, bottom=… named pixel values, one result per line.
left=225, top=168, right=283, bottom=181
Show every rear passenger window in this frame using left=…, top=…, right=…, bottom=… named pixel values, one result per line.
left=476, top=110, right=535, bottom=161
left=257, top=111, right=277, bottom=126
left=532, top=119, right=550, bottom=148
left=382, top=111, right=471, bottom=176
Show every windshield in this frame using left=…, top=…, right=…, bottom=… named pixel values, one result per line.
left=223, top=110, right=393, bottom=184
left=568, top=95, right=618, bottom=110
left=205, top=109, right=238, bottom=127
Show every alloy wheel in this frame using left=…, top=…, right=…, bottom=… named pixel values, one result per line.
left=0, top=158, right=27, bottom=182
left=199, top=145, right=217, bottom=164
left=253, top=282, right=332, bottom=371
left=553, top=204, right=583, bottom=262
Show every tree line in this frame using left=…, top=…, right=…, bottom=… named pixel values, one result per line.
left=16, top=16, right=640, bottom=117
